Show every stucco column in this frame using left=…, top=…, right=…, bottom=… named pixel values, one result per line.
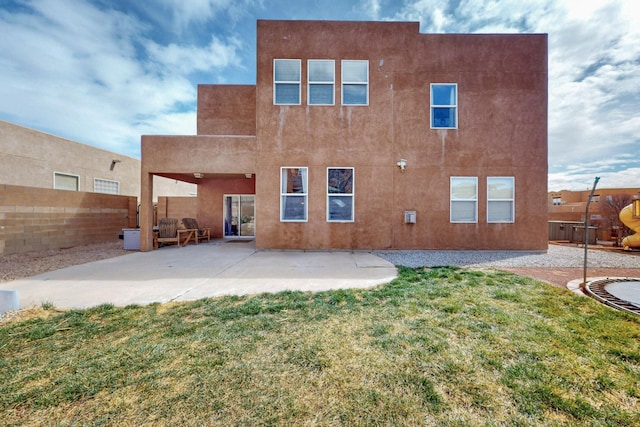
left=140, top=169, right=154, bottom=251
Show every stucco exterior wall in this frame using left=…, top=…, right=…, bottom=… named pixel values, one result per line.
left=156, top=176, right=255, bottom=237
left=140, top=20, right=548, bottom=251
left=0, top=120, right=195, bottom=201
left=254, top=20, right=548, bottom=250
left=197, top=85, right=256, bottom=136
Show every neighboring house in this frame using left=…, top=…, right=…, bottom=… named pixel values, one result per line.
left=0, top=120, right=195, bottom=201
left=140, top=20, right=548, bottom=251
left=549, top=188, right=640, bottom=242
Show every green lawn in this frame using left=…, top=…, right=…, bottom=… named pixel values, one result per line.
left=1, top=267, right=639, bottom=426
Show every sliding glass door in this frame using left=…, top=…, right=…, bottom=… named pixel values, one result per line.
left=223, top=195, right=255, bottom=238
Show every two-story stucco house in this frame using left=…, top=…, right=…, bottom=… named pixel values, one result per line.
left=140, top=20, right=548, bottom=252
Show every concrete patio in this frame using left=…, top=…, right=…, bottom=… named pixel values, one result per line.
left=2, top=240, right=398, bottom=309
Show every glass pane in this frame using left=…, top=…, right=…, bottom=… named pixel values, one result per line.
left=282, top=168, right=306, bottom=194
left=239, top=195, right=255, bottom=236
left=282, top=195, right=307, bottom=221
left=488, top=201, right=514, bottom=222
left=55, top=174, right=78, bottom=191
left=328, top=196, right=353, bottom=221
left=342, top=60, right=368, bottom=82
left=488, top=177, right=514, bottom=199
left=451, top=201, right=477, bottom=222
left=432, top=84, right=456, bottom=105
left=275, top=83, right=300, bottom=104
left=309, top=84, right=334, bottom=105
left=94, top=179, right=118, bottom=194
left=224, top=196, right=239, bottom=236
left=343, top=84, right=367, bottom=105
left=327, top=168, right=353, bottom=194
left=274, top=59, right=300, bottom=81
left=432, top=107, right=456, bottom=128
left=451, top=178, right=477, bottom=199
left=309, top=60, right=334, bottom=82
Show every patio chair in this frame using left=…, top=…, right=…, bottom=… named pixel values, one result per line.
left=154, top=218, right=196, bottom=249
left=182, top=218, right=211, bottom=244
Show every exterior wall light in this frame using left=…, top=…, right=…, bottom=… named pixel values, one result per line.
left=193, top=172, right=204, bottom=179
left=396, top=159, right=407, bottom=172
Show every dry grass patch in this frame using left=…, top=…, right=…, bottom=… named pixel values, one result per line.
left=1, top=267, right=639, bottom=426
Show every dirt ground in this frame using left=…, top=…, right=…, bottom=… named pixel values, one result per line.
left=0, top=241, right=131, bottom=283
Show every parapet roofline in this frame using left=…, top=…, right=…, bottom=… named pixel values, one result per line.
left=256, top=19, right=547, bottom=36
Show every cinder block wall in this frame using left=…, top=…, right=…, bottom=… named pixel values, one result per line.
left=0, top=184, right=137, bottom=255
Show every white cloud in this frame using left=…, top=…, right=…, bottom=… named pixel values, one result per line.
left=0, top=0, right=242, bottom=157
left=156, top=0, right=260, bottom=33
left=390, top=0, right=640, bottom=191
left=543, top=1, right=640, bottom=190
left=362, top=0, right=381, bottom=20
left=1, top=0, right=638, bottom=191
left=145, top=35, right=241, bottom=75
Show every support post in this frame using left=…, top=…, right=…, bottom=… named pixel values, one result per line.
left=583, top=177, right=600, bottom=288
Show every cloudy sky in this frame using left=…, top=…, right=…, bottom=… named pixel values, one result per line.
left=1, top=0, right=638, bottom=191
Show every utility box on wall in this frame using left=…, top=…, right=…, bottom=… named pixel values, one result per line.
left=404, top=211, right=416, bottom=224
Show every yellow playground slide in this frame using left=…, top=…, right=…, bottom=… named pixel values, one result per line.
left=619, top=202, right=640, bottom=249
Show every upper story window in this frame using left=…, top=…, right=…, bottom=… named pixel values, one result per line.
left=94, top=178, right=119, bottom=195
left=590, top=195, right=600, bottom=203
left=308, top=60, right=335, bottom=105
left=450, top=176, right=477, bottom=223
left=341, top=60, right=368, bottom=105
left=54, top=172, right=79, bottom=191
left=327, top=167, right=354, bottom=222
left=274, top=59, right=301, bottom=105
left=281, top=167, right=308, bottom=221
left=431, top=83, right=457, bottom=129
left=487, top=177, right=515, bottom=223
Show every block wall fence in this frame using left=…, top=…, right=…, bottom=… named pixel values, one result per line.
left=0, top=184, right=137, bottom=255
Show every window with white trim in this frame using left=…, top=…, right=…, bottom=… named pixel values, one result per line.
left=431, top=83, right=457, bottom=128
left=450, top=177, right=477, bottom=223
left=94, top=178, right=119, bottom=195
left=487, top=177, right=515, bottom=223
left=280, top=167, right=308, bottom=221
left=54, top=172, right=79, bottom=191
left=341, top=60, right=368, bottom=105
left=274, top=59, right=301, bottom=105
left=308, top=60, right=335, bottom=105
left=327, top=168, right=354, bottom=222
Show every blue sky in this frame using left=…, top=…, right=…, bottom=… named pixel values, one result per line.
left=1, top=0, right=638, bottom=191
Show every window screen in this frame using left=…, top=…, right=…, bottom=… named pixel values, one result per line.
left=327, top=168, right=354, bottom=222
left=431, top=84, right=457, bottom=128
left=487, top=177, right=514, bottom=223
left=341, top=60, right=368, bottom=105
left=281, top=167, right=308, bottom=221
left=308, top=60, right=334, bottom=105
left=450, top=177, right=477, bottom=223
left=274, top=59, right=301, bottom=105
left=54, top=173, right=79, bottom=191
